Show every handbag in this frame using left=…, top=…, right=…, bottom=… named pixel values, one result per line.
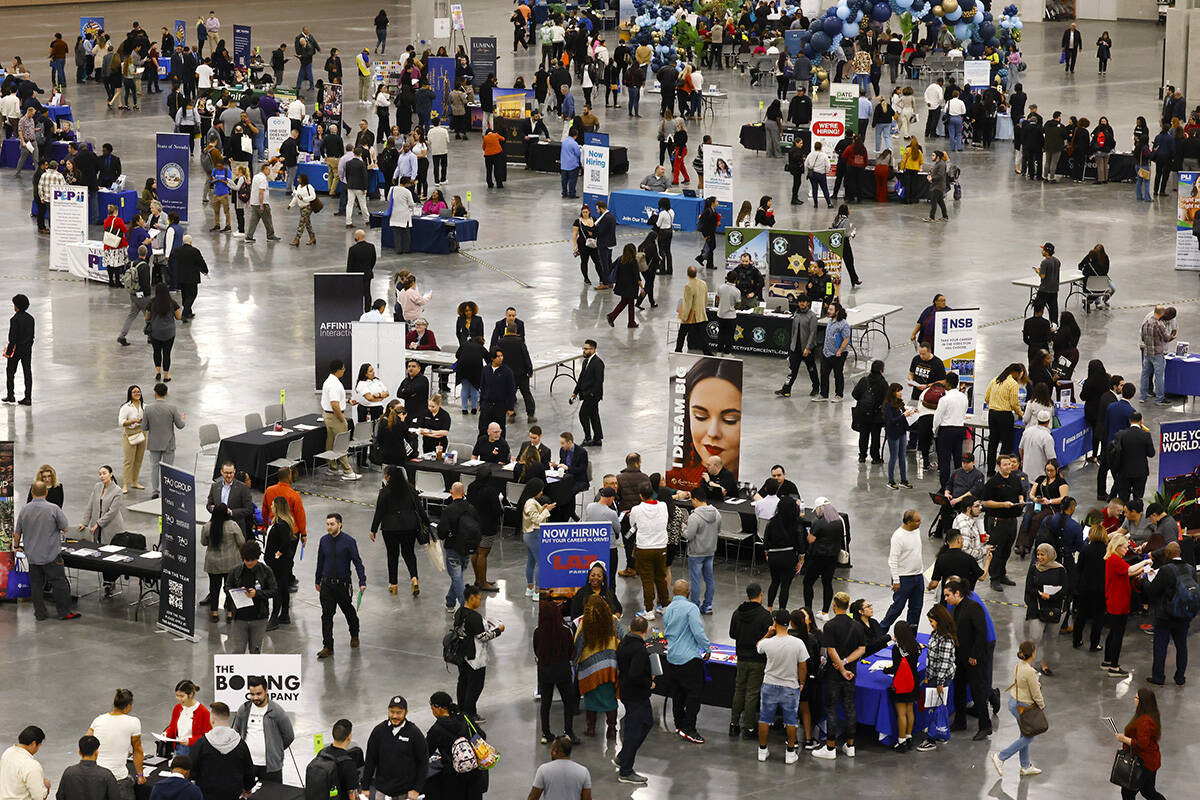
left=102, top=220, right=122, bottom=249
left=927, top=703, right=951, bottom=741
left=127, top=430, right=146, bottom=445
left=836, top=517, right=850, bottom=565
left=584, top=237, right=597, bottom=249
left=423, top=538, right=446, bottom=572
left=465, top=718, right=500, bottom=770
left=4, top=553, right=30, bottom=600
left=1017, top=704, right=1048, bottom=736
left=1137, top=167, right=1151, bottom=180
left=1109, top=749, right=1145, bottom=790
left=309, top=196, right=324, bottom=213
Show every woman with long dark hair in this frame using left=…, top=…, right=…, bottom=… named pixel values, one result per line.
left=370, top=465, right=429, bottom=597
left=571, top=204, right=601, bottom=287
left=1053, top=312, right=1081, bottom=378
left=1072, top=513, right=1109, bottom=650
left=374, top=400, right=418, bottom=464
left=1115, top=689, right=1165, bottom=800
left=788, top=607, right=823, bottom=749
left=883, top=382, right=915, bottom=490
left=145, top=283, right=181, bottom=382
left=605, top=243, right=641, bottom=328
left=916, top=604, right=957, bottom=751
left=118, top=385, right=146, bottom=494
left=762, top=495, right=802, bottom=610
left=884, top=621, right=920, bottom=751
left=200, top=503, right=244, bottom=622
left=983, top=363, right=1027, bottom=475
left=664, top=357, right=743, bottom=491
left=264, top=496, right=297, bottom=627
left=533, top=596, right=578, bottom=743
left=850, top=598, right=891, bottom=654
left=698, top=195, right=720, bottom=270
left=1080, top=359, right=1109, bottom=462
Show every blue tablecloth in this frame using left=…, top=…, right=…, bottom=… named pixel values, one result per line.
left=295, top=161, right=329, bottom=192
left=609, top=189, right=705, bottom=231
left=1013, top=405, right=1090, bottom=467
left=0, top=137, right=19, bottom=168
left=1165, top=355, right=1200, bottom=398
left=95, top=189, right=138, bottom=224
left=381, top=216, right=479, bottom=254
left=300, top=124, right=317, bottom=153
left=46, top=105, right=72, bottom=124
left=369, top=168, right=385, bottom=198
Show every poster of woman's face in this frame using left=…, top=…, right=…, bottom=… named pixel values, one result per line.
left=666, top=354, right=743, bottom=491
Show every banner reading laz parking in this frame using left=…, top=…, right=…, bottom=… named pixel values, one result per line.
left=158, top=464, right=197, bottom=640
left=666, top=354, right=743, bottom=492
left=539, top=523, right=612, bottom=589
left=724, top=227, right=845, bottom=300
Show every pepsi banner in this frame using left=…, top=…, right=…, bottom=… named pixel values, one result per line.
left=156, top=133, right=190, bottom=221
left=233, top=25, right=252, bottom=70
left=158, top=464, right=197, bottom=640
left=539, top=522, right=612, bottom=589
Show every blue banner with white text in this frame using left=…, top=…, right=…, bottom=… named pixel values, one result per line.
left=233, top=25, right=252, bottom=70
left=156, top=133, right=190, bottom=221
left=1159, top=419, right=1200, bottom=488
left=539, top=522, right=612, bottom=589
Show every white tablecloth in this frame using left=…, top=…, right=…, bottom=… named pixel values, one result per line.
left=65, top=240, right=127, bottom=282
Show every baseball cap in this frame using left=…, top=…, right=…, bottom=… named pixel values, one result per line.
left=813, top=496, right=831, bottom=508
left=388, top=695, right=407, bottom=709
left=1042, top=242, right=1055, bottom=254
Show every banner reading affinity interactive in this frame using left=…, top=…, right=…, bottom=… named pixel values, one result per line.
left=582, top=132, right=609, bottom=213
left=158, top=464, right=197, bottom=640
left=1176, top=172, right=1200, bottom=271
left=49, top=186, right=88, bottom=273
left=666, top=353, right=743, bottom=492
left=539, top=522, right=612, bottom=589
left=724, top=227, right=846, bottom=299
left=313, top=273, right=364, bottom=389
left=934, top=308, right=978, bottom=411
left=156, top=133, right=190, bottom=221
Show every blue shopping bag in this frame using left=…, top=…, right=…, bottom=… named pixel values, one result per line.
left=4, top=553, right=31, bottom=600
left=927, top=704, right=951, bottom=742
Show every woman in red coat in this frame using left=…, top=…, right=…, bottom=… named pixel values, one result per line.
left=101, top=205, right=129, bottom=287
left=1114, top=688, right=1164, bottom=800
left=162, top=679, right=212, bottom=757
left=1102, top=534, right=1151, bottom=678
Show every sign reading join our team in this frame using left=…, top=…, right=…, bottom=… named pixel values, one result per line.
left=538, top=523, right=612, bottom=589
left=582, top=132, right=609, bottom=214
left=49, top=187, right=88, bottom=274
left=213, top=654, right=303, bottom=711
left=1175, top=172, right=1200, bottom=271
left=934, top=308, right=978, bottom=411
left=158, top=464, right=197, bottom=640
left=155, top=133, right=190, bottom=221
left=233, top=25, right=252, bottom=70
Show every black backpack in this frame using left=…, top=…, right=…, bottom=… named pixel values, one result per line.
left=1107, top=433, right=1124, bottom=471
left=304, top=750, right=344, bottom=800
left=1168, top=564, right=1200, bottom=620
left=443, top=617, right=471, bottom=667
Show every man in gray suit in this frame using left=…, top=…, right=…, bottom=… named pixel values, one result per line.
left=207, top=461, right=255, bottom=535
left=142, top=382, right=186, bottom=498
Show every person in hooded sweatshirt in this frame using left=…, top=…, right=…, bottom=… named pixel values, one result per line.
left=728, top=582, right=773, bottom=737
left=682, top=485, right=720, bottom=614
left=148, top=756, right=203, bottom=800
left=361, top=695, right=428, bottom=799
left=189, top=703, right=254, bottom=800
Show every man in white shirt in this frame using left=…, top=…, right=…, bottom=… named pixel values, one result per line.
left=321, top=359, right=360, bottom=480
left=944, top=89, right=967, bottom=152
left=87, top=689, right=144, bottom=800
left=879, top=510, right=925, bottom=631
left=628, top=486, right=669, bottom=618
left=287, top=97, right=306, bottom=130
left=932, top=372, right=970, bottom=492
left=923, top=78, right=944, bottom=139
left=244, top=164, right=280, bottom=243
left=1020, top=409, right=1057, bottom=482
left=195, top=60, right=214, bottom=90
left=0, top=727, right=49, bottom=800
left=755, top=609, right=809, bottom=764
left=358, top=299, right=388, bottom=321
left=428, top=123, right=450, bottom=183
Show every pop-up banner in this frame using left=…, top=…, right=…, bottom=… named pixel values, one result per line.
left=582, top=132, right=609, bottom=214
left=538, top=522, right=612, bottom=589
left=703, top=143, right=734, bottom=227
left=469, top=37, right=497, bottom=89
left=428, top=57, right=457, bottom=120
left=963, top=59, right=991, bottom=89
left=158, top=464, right=197, bottom=641
left=49, top=186, right=88, bottom=273
left=935, top=308, right=978, bottom=411
left=80, top=17, right=104, bottom=37
left=1176, top=172, right=1200, bottom=271
left=829, top=83, right=859, bottom=134
left=665, top=353, right=743, bottom=492
left=313, top=274, right=364, bottom=389
left=1159, top=419, right=1200, bottom=487
left=233, top=25, right=252, bottom=70
left=174, top=20, right=187, bottom=48
left=724, top=227, right=846, bottom=297
left=267, top=116, right=290, bottom=159
left=811, top=107, right=845, bottom=168
left=214, top=654, right=303, bottom=711
left=156, top=133, right=190, bottom=221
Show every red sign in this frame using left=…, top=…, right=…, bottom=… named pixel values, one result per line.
left=812, top=120, right=844, bottom=137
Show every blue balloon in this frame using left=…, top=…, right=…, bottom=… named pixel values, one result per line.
left=979, top=21, right=996, bottom=38
left=988, top=36, right=1001, bottom=47
left=953, top=20, right=969, bottom=38
left=823, top=15, right=843, bottom=34
left=966, top=41, right=985, bottom=56
left=843, top=21, right=860, bottom=37
left=811, top=30, right=832, bottom=51
left=872, top=2, right=892, bottom=21
left=896, top=0, right=913, bottom=8
left=837, top=3, right=851, bottom=19
left=945, top=7, right=962, bottom=21
left=910, top=0, right=926, bottom=12
left=959, top=0, right=975, bottom=9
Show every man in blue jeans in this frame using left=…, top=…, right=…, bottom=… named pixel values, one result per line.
left=560, top=135, right=581, bottom=198
left=1139, top=305, right=1173, bottom=404
left=662, top=579, right=711, bottom=743
left=1146, top=542, right=1191, bottom=686
left=441, top=482, right=479, bottom=612
left=880, top=510, right=926, bottom=631
left=683, top=486, right=720, bottom=613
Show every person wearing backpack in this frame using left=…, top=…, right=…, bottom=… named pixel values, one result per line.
left=306, top=720, right=363, bottom=800
left=424, top=691, right=487, bottom=800
left=453, top=584, right=504, bottom=721
left=442, top=482, right=481, bottom=612
left=361, top=695, right=427, bottom=800
left=850, top=359, right=887, bottom=464
left=1146, top=541, right=1195, bottom=686
left=116, top=253, right=152, bottom=346
left=1110, top=412, right=1156, bottom=503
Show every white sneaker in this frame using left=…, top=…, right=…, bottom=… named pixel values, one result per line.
left=341, top=472, right=362, bottom=481
left=815, top=611, right=830, bottom=622
left=784, top=748, right=798, bottom=765
left=757, top=746, right=769, bottom=762
left=812, top=745, right=836, bottom=760
left=530, top=590, right=540, bottom=602
left=524, top=587, right=536, bottom=598
left=638, top=609, right=656, bottom=619
left=1019, top=765, right=1042, bottom=776
left=841, top=743, right=855, bottom=758
left=991, top=753, right=1004, bottom=776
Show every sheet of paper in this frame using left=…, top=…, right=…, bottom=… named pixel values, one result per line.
left=501, top=462, right=516, bottom=471
left=71, top=548, right=101, bottom=557
left=139, top=551, right=163, bottom=559
left=152, top=732, right=184, bottom=743
left=1042, top=585, right=1062, bottom=596
left=294, top=423, right=318, bottom=431
left=99, top=544, right=124, bottom=553
left=869, top=659, right=893, bottom=672
left=102, top=554, right=131, bottom=562
left=724, top=498, right=746, bottom=505
left=226, top=588, right=254, bottom=609
left=261, top=430, right=290, bottom=437
left=461, top=459, right=484, bottom=466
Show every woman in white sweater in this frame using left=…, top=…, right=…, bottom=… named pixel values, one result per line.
left=287, top=174, right=318, bottom=247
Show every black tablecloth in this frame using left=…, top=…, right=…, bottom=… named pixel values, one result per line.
left=704, top=309, right=792, bottom=356
left=525, top=142, right=629, bottom=174
left=133, top=759, right=304, bottom=800
left=214, top=413, right=328, bottom=486
left=61, top=541, right=163, bottom=582
left=1053, top=151, right=1134, bottom=182
left=739, top=123, right=804, bottom=152
left=648, top=639, right=736, bottom=708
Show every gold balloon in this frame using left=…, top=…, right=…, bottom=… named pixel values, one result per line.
left=820, top=78, right=830, bottom=89
left=816, top=67, right=828, bottom=79
left=942, top=0, right=958, bottom=12
left=932, top=4, right=944, bottom=14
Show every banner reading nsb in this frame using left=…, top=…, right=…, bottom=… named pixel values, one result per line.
left=213, top=654, right=303, bottom=711
left=1158, top=419, right=1200, bottom=488
left=158, top=464, right=197, bottom=640
left=538, top=523, right=612, bottom=589
left=233, top=25, right=252, bottom=70
left=934, top=308, right=978, bottom=411
left=49, top=187, right=88, bottom=274
left=156, top=133, right=190, bottom=222
left=582, top=132, right=610, bottom=213
left=469, top=37, right=497, bottom=89
left=313, top=274, right=365, bottom=389
left=1175, top=172, right=1200, bottom=271
left=666, top=353, right=743, bottom=492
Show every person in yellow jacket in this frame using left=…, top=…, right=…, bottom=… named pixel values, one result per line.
left=357, top=49, right=372, bottom=103
left=900, top=136, right=924, bottom=205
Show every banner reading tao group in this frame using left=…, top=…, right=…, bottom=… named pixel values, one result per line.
left=538, top=522, right=612, bottom=589
left=666, top=354, right=743, bottom=492
left=158, top=464, right=197, bottom=640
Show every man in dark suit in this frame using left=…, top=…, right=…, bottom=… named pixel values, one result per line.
left=488, top=306, right=526, bottom=349
left=593, top=200, right=617, bottom=285
left=496, top=323, right=535, bottom=423
left=1095, top=375, right=1122, bottom=501
left=182, top=47, right=200, bottom=98
left=478, top=348, right=516, bottom=435
left=945, top=578, right=991, bottom=739
left=97, top=143, right=122, bottom=188
left=345, top=229, right=376, bottom=312
left=1111, top=412, right=1156, bottom=503
left=207, top=461, right=255, bottom=535
left=553, top=432, right=589, bottom=495
left=574, top=339, right=604, bottom=446
left=516, top=425, right=552, bottom=466
left=168, top=234, right=209, bottom=321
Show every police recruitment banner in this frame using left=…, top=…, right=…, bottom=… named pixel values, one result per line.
left=428, top=57, right=457, bottom=121
left=1175, top=172, right=1200, bottom=271
left=233, top=25, right=252, bottom=70
left=0, top=441, right=14, bottom=599
left=539, top=522, right=612, bottom=589
left=665, top=353, right=744, bottom=492
left=811, top=107, right=845, bottom=168
left=313, top=273, right=363, bottom=389
left=582, top=132, right=609, bottom=213
left=724, top=227, right=845, bottom=299
left=469, top=37, right=497, bottom=89
left=214, top=654, right=303, bottom=711
left=156, top=133, right=190, bottom=221
left=158, top=464, right=197, bottom=640
left=703, top=143, right=734, bottom=227
left=49, top=186, right=88, bottom=273
left=934, top=308, right=978, bottom=411
left=174, top=20, right=187, bottom=48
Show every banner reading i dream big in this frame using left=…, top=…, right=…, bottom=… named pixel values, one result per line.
left=158, top=464, right=197, bottom=640
left=724, top=227, right=845, bottom=301
left=156, top=133, right=190, bottom=221
left=665, top=353, right=743, bottom=492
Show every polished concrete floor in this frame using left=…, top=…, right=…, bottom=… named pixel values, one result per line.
left=0, top=2, right=1195, bottom=797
